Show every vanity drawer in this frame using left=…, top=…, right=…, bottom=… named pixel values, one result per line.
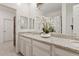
left=32, top=40, right=51, bottom=50
left=33, top=46, right=50, bottom=56
left=54, top=46, right=79, bottom=56
left=20, top=36, right=31, bottom=43
left=32, top=40, right=51, bottom=56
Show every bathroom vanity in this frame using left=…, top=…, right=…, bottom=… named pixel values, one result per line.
left=17, top=32, right=79, bottom=56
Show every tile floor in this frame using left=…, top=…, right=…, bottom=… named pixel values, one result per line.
left=0, top=40, right=19, bottom=56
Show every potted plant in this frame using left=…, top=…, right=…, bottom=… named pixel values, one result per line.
left=41, top=18, right=55, bottom=38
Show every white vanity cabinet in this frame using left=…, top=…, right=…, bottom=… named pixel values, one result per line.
left=32, top=40, right=51, bottom=56
left=18, top=34, right=79, bottom=56
left=19, top=36, right=32, bottom=56
left=54, top=46, right=79, bottom=56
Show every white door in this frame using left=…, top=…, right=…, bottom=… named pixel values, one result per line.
left=73, top=4, right=79, bottom=36
left=3, top=19, right=14, bottom=42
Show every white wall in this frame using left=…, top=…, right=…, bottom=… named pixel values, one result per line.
left=66, top=4, right=73, bottom=34
left=0, top=5, right=16, bottom=43
left=62, top=4, right=67, bottom=34
left=73, top=4, right=79, bottom=36
left=62, top=3, right=73, bottom=35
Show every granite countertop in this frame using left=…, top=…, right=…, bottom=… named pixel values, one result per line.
left=19, top=32, right=79, bottom=54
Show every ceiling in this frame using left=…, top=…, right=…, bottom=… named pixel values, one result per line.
left=0, top=3, right=17, bottom=10
left=0, top=3, right=78, bottom=14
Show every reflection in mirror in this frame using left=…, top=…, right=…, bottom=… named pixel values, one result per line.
left=29, top=18, right=34, bottom=29
left=37, top=3, right=62, bottom=34
left=51, top=16, right=62, bottom=33
left=37, top=3, right=78, bottom=36
left=20, top=16, right=28, bottom=29
left=35, top=16, right=42, bottom=30
left=39, top=16, right=62, bottom=33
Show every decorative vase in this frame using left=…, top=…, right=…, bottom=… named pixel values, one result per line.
left=40, top=32, right=51, bottom=38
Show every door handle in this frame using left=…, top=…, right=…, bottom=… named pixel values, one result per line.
left=70, top=25, right=73, bottom=30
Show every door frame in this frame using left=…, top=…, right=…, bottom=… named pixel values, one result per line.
left=13, top=16, right=16, bottom=47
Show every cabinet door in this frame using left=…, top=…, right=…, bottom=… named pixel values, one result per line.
left=25, top=38, right=32, bottom=56
left=19, top=36, right=32, bottom=56
left=52, top=45, right=55, bottom=56
left=19, top=37, right=26, bottom=55
left=54, top=46, right=79, bottom=56
left=25, top=45, right=31, bottom=56
left=33, top=40, right=51, bottom=56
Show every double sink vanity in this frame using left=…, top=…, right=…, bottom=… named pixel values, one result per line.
left=17, top=32, right=79, bottom=56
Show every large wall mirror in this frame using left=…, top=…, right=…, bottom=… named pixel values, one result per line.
left=37, top=3, right=79, bottom=36
left=19, top=3, right=79, bottom=37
